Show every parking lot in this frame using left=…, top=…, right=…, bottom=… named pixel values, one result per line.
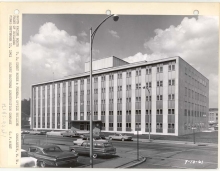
left=21, top=134, right=218, bottom=168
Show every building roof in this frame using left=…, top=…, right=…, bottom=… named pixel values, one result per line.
left=32, top=56, right=179, bottom=86
left=32, top=56, right=208, bottom=87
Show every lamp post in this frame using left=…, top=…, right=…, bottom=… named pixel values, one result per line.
left=89, top=14, right=119, bottom=168
left=142, top=86, right=151, bottom=141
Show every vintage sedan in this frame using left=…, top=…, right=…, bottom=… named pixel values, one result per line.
left=73, top=135, right=108, bottom=145
left=108, top=133, right=132, bottom=141
left=27, top=145, right=78, bottom=167
left=20, top=149, right=37, bottom=167
left=61, top=130, right=81, bottom=137
left=69, top=141, right=116, bottom=158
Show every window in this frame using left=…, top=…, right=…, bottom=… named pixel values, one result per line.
left=117, top=98, right=122, bottom=103
left=136, top=69, right=141, bottom=76
left=156, top=123, right=163, bottom=129
left=157, top=65, right=163, bottom=73
left=87, top=78, right=90, bottom=84
left=146, top=123, right=151, bottom=129
left=117, top=123, right=122, bottom=128
left=109, top=111, right=113, bottom=115
left=136, top=97, right=141, bottom=102
left=157, top=109, right=163, bottom=115
left=87, top=90, right=90, bottom=94
left=94, top=77, right=98, bottom=83
left=101, top=76, right=105, bottom=82
left=136, top=83, right=141, bottom=89
left=135, top=110, right=141, bottom=115
left=81, top=80, right=84, bottom=85
left=109, top=123, right=113, bottom=127
left=126, top=97, right=131, bottom=103
left=168, top=94, right=175, bottom=100
left=168, top=123, right=175, bottom=129
left=109, top=74, right=114, bottom=80
left=94, top=100, right=98, bottom=105
left=168, top=109, right=175, bottom=114
left=126, top=71, right=131, bottom=78
left=118, top=73, right=122, bottom=79
left=94, top=89, right=98, bottom=94
left=102, top=123, right=105, bottom=127
left=169, top=64, right=175, bottom=71
left=74, top=81, right=78, bottom=86
left=157, top=95, right=163, bottom=101
left=146, top=67, right=151, bottom=75
left=118, top=86, right=122, bottom=91
left=147, top=110, right=152, bottom=115
left=126, top=123, right=131, bottom=128
left=168, top=79, right=175, bottom=86
left=136, top=122, right=141, bottom=128
left=126, top=110, right=131, bottom=115
left=117, top=111, right=122, bottom=115
left=101, top=111, right=105, bottom=116
left=109, top=87, right=114, bottom=92
left=146, top=82, right=151, bottom=88
left=126, top=85, right=131, bottom=90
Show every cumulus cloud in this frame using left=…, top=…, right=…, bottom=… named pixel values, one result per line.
left=22, top=22, right=89, bottom=99
left=124, top=16, right=219, bottom=107
left=108, top=30, right=120, bottom=38
left=79, top=31, right=87, bottom=37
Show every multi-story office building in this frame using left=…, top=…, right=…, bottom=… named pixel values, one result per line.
left=209, top=108, right=218, bottom=124
left=31, top=56, right=209, bottom=136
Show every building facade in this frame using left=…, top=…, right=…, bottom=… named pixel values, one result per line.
left=209, top=108, right=218, bottom=124
left=31, top=56, right=209, bottom=136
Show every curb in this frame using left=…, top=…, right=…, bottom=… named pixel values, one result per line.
left=132, top=139, right=218, bottom=147
left=116, top=157, right=146, bottom=168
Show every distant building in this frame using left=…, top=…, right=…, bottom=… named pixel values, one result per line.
left=31, top=56, right=209, bottom=136
left=21, top=112, right=30, bottom=129
left=209, top=108, right=218, bottom=124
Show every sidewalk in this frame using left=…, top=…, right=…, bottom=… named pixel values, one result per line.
left=132, top=138, right=218, bottom=147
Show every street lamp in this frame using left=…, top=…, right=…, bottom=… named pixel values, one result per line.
left=89, top=14, right=119, bottom=168
left=142, top=86, right=151, bottom=141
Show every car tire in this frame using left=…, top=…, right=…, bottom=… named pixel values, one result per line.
left=121, top=138, right=125, bottom=141
left=93, top=154, right=97, bottom=159
left=24, top=164, right=30, bottom=167
left=39, top=161, right=46, bottom=168
left=109, top=137, right=112, bottom=140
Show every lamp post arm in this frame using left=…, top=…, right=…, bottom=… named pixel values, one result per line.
left=91, top=14, right=114, bottom=46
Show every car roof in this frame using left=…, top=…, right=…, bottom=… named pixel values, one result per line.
left=83, top=140, right=109, bottom=144
left=30, top=145, right=60, bottom=149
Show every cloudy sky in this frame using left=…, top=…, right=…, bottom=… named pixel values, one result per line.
left=22, top=14, right=219, bottom=107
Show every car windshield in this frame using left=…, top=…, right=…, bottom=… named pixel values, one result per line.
left=21, top=151, right=29, bottom=157
left=104, top=143, right=113, bottom=147
left=43, top=146, right=62, bottom=153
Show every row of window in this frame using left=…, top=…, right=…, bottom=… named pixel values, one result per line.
left=37, top=108, right=175, bottom=116
left=35, top=79, right=176, bottom=98
left=34, top=64, right=177, bottom=92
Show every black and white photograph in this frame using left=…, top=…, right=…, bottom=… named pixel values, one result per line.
left=21, top=13, right=218, bottom=168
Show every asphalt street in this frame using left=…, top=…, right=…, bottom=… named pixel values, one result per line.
left=22, top=134, right=218, bottom=169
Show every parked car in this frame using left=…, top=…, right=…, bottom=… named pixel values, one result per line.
left=69, top=140, right=116, bottom=158
left=29, top=130, right=46, bottom=135
left=20, top=149, right=37, bottom=167
left=108, top=133, right=132, bottom=141
left=21, top=130, right=30, bottom=134
left=61, top=130, right=81, bottom=137
left=73, top=135, right=108, bottom=145
left=27, top=145, right=78, bottom=167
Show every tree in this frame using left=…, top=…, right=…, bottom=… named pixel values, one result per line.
left=21, top=98, right=30, bottom=116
